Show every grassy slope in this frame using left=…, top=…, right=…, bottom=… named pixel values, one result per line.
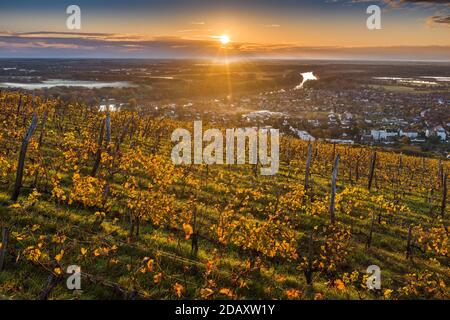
left=0, top=154, right=448, bottom=300
left=0, top=94, right=448, bottom=300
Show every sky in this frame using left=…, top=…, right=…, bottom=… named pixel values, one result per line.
left=0, top=0, right=449, bottom=60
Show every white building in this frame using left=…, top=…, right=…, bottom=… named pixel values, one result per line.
left=99, top=104, right=119, bottom=112
left=370, top=129, right=398, bottom=141
left=243, top=110, right=285, bottom=120
left=435, top=126, right=447, bottom=141
left=99, top=98, right=120, bottom=112
left=326, top=139, right=354, bottom=145
left=290, top=127, right=315, bottom=141
left=399, top=130, right=419, bottom=139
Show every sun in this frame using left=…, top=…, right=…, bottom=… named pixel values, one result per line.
left=219, top=34, right=230, bottom=45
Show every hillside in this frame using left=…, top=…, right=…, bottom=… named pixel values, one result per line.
left=0, top=92, right=448, bottom=300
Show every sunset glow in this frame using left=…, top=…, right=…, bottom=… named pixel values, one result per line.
left=0, top=0, right=448, bottom=60
left=0, top=0, right=449, bottom=305
left=219, top=34, right=230, bottom=45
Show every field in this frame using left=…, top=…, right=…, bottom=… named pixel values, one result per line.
left=0, top=92, right=448, bottom=300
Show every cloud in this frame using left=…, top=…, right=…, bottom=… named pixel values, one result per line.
left=397, top=0, right=450, bottom=4
left=427, top=13, right=450, bottom=26
left=7, top=31, right=113, bottom=37
left=0, top=31, right=448, bottom=60
left=0, top=32, right=221, bottom=57
left=342, top=0, right=450, bottom=28
left=177, top=29, right=213, bottom=33
left=350, top=0, right=450, bottom=5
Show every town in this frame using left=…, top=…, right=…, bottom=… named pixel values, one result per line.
left=1, top=59, right=449, bottom=158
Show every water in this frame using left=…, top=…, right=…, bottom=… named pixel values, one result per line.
left=374, top=76, right=450, bottom=85
left=373, top=77, right=438, bottom=85
left=0, top=79, right=136, bottom=90
left=420, top=76, right=450, bottom=82
left=295, top=72, right=318, bottom=90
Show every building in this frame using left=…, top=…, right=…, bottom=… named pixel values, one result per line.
left=289, top=127, right=315, bottom=141
left=98, top=98, right=119, bottom=112
left=370, top=129, right=398, bottom=141
left=434, top=126, right=447, bottom=141
left=326, top=139, right=354, bottom=145
left=399, top=130, right=419, bottom=139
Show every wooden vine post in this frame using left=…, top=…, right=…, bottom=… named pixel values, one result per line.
left=305, top=232, right=314, bottom=285
left=105, top=112, right=111, bottom=151
left=330, top=154, right=340, bottom=225
left=367, top=212, right=375, bottom=249
left=406, top=224, right=413, bottom=260
left=368, top=151, right=377, bottom=191
left=33, top=110, right=48, bottom=187
left=191, top=207, right=199, bottom=258
left=91, top=118, right=106, bottom=177
left=0, top=226, right=10, bottom=271
left=11, top=113, right=39, bottom=201
left=101, top=113, right=112, bottom=203
left=442, top=171, right=447, bottom=218
left=304, top=143, right=313, bottom=191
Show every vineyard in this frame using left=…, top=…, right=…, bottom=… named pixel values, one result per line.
left=0, top=91, right=448, bottom=300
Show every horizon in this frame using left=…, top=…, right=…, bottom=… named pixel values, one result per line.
left=0, top=1, right=449, bottom=305
left=0, top=0, right=449, bottom=61
left=1, top=57, right=450, bottom=63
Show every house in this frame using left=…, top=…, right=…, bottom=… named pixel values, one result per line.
left=370, top=129, right=398, bottom=141
left=434, top=126, right=447, bottom=141
left=307, top=119, right=320, bottom=127
left=289, top=127, right=315, bottom=141
left=326, top=139, right=354, bottom=145
left=399, top=130, right=418, bottom=139
left=98, top=99, right=119, bottom=112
